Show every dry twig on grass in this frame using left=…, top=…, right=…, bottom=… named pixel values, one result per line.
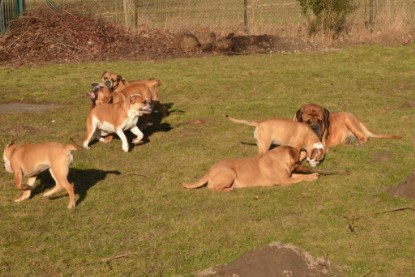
left=339, top=206, right=415, bottom=232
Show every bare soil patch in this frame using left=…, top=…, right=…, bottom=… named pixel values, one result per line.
left=198, top=242, right=334, bottom=277
left=387, top=171, right=415, bottom=200
left=0, top=7, right=322, bottom=67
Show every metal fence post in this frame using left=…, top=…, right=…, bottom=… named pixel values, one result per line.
left=17, top=0, right=24, bottom=15
left=0, top=0, right=5, bottom=35
left=244, top=0, right=249, bottom=34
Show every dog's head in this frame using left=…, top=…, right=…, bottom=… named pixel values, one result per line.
left=86, top=83, right=112, bottom=107
left=3, top=140, right=15, bottom=173
left=306, top=142, right=325, bottom=168
left=294, top=103, right=330, bottom=142
left=130, top=94, right=152, bottom=115
left=101, top=71, right=125, bottom=90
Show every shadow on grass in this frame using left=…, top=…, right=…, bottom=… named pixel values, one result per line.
left=33, top=168, right=121, bottom=206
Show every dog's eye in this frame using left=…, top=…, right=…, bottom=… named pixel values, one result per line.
left=306, top=119, right=312, bottom=124
left=317, top=119, right=322, bottom=124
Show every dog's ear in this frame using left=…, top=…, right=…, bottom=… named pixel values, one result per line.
left=323, top=108, right=330, bottom=129
left=294, top=108, right=303, bottom=122
left=130, top=93, right=143, bottom=103
left=116, top=75, right=123, bottom=82
left=101, top=71, right=108, bottom=78
left=299, top=148, right=307, bottom=162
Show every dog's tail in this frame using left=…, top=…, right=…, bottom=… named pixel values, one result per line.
left=360, top=122, right=401, bottom=139
left=67, top=138, right=82, bottom=151
left=226, top=115, right=259, bottom=127
left=181, top=174, right=209, bottom=189
left=148, top=79, right=162, bottom=87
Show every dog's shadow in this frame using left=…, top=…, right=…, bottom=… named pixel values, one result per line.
left=33, top=168, right=121, bottom=206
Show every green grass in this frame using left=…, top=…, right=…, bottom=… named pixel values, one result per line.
left=1, top=43, right=415, bottom=276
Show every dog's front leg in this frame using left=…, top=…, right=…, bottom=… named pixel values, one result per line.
left=15, top=176, right=36, bottom=202
left=130, top=126, right=144, bottom=145
left=116, top=129, right=129, bottom=152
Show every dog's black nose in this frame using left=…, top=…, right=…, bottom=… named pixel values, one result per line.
left=104, top=80, right=112, bottom=89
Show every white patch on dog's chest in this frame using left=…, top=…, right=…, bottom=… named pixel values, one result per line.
left=120, top=108, right=139, bottom=130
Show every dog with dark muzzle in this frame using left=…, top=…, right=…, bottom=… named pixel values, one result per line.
left=294, top=103, right=401, bottom=148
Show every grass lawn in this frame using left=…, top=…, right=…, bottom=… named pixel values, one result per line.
left=1, top=43, right=415, bottom=276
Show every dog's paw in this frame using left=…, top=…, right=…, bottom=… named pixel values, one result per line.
left=67, top=202, right=76, bottom=209
left=122, top=145, right=129, bottom=152
left=100, top=136, right=113, bottom=144
left=132, top=138, right=144, bottom=145
left=307, top=173, right=319, bottom=181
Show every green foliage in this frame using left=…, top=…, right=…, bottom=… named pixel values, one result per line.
left=297, top=0, right=357, bottom=34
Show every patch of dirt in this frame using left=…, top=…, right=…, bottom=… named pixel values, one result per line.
left=400, top=98, right=415, bottom=108
left=0, top=103, right=63, bottom=113
left=387, top=171, right=415, bottom=200
left=197, top=242, right=335, bottom=277
left=0, top=7, right=322, bottom=67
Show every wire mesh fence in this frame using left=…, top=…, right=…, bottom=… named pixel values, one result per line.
left=17, top=0, right=415, bottom=35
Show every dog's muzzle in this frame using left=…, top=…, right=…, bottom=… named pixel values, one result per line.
left=307, top=157, right=320, bottom=168
left=310, top=124, right=322, bottom=141
left=104, top=80, right=112, bottom=89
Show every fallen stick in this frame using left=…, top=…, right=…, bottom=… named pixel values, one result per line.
left=339, top=206, right=415, bottom=232
left=101, top=252, right=138, bottom=263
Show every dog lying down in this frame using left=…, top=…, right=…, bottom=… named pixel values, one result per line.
left=181, top=146, right=319, bottom=191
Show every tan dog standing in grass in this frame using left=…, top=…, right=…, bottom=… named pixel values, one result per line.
left=294, top=103, right=401, bottom=148
left=101, top=70, right=167, bottom=118
left=83, top=93, right=152, bottom=152
left=3, top=140, right=79, bottom=209
left=226, top=115, right=325, bottom=167
left=181, top=146, right=318, bottom=191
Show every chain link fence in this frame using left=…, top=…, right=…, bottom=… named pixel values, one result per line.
left=18, top=0, right=415, bottom=35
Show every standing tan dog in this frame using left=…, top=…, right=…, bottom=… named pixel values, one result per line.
left=3, top=140, right=79, bottom=209
left=101, top=71, right=167, bottom=118
left=83, top=93, right=152, bottom=152
left=227, top=115, right=325, bottom=167
left=294, top=103, right=401, bottom=148
left=181, top=146, right=318, bottom=191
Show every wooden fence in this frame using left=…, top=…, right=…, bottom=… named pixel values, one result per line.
left=2, top=0, right=415, bottom=35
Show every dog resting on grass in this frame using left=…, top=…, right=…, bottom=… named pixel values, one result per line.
left=294, top=103, right=401, bottom=148
left=226, top=115, right=325, bottom=167
left=3, top=140, right=79, bottom=209
left=181, top=146, right=319, bottom=191
left=83, top=93, right=152, bottom=152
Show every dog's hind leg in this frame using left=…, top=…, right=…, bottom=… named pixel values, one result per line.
left=208, top=169, right=236, bottom=191
left=43, top=169, right=64, bottom=198
left=47, top=166, right=75, bottom=209
left=83, top=118, right=97, bottom=149
left=343, top=113, right=368, bottom=145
